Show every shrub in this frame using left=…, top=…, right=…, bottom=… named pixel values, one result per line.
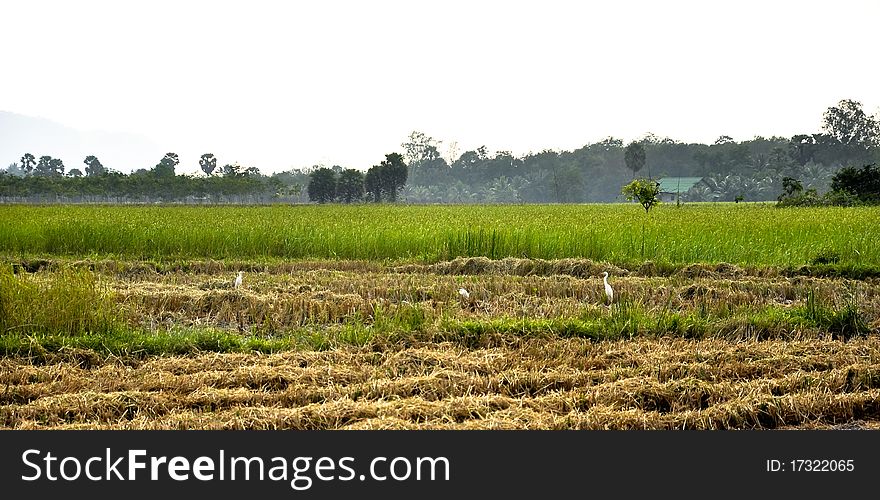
left=776, top=187, right=822, bottom=207
left=621, top=178, right=661, bottom=213
left=831, top=163, right=880, bottom=203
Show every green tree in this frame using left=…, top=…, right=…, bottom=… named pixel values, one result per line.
left=34, top=156, right=50, bottom=176
left=767, top=146, right=795, bottom=176
left=153, top=152, right=179, bottom=177
left=20, top=153, right=36, bottom=175
left=307, top=167, right=337, bottom=203
left=68, top=168, right=83, bottom=178
left=5, top=162, right=24, bottom=177
left=33, top=156, right=65, bottom=177
left=822, top=99, right=879, bottom=165
left=221, top=163, right=242, bottom=177
left=621, top=178, right=660, bottom=213
left=624, top=142, right=646, bottom=179
left=336, top=168, right=365, bottom=203
left=823, top=99, right=879, bottom=149
left=831, top=163, right=880, bottom=203
left=364, top=166, right=381, bottom=202
left=49, top=157, right=65, bottom=176
left=84, top=155, right=106, bottom=176
left=622, top=177, right=661, bottom=259
left=378, top=152, right=408, bottom=202
left=402, top=131, right=441, bottom=166
left=402, top=131, right=450, bottom=186
left=779, top=176, right=803, bottom=200
left=199, top=153, right=217, bottom=176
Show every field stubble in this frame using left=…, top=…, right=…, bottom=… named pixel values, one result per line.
left=2, top=257, right=879, bottom=430
left=2, top=337, right=878, bottom=430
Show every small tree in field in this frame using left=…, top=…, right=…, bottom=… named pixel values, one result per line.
left=621, top=178, right=660, bottom=213
left=621, top=178, right=661, bottom=259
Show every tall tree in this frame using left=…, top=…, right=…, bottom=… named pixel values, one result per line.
left=221, top=163, right=242, bottom=177
left=306, top=167, right=337, bottom=203
left=831, top=163, right=880, bottom=203
left=49, top=158, right=65, bottom=176
left=624, top=142, right=646, bottom=178
left=20, top=153, right=36, bottom=175
left=402, top=131, right=441, bottom=165
left=378, top=152, right=408, bottom=202
left=823, top=99, right=879, bottom=148
left=5, top=162, right=24, bottom=177
left=364, top=166, right=381, bottom=202
left=336, top=168, right=365, bottom=203
left=199, top=153, right=217, bottom=176
left=153, top=152, right=179, bottom=177
left=84, top=155, right=106, bottom=176
left=822, top=99, right=879, bottom=166
left=34, top=155, right=54, bottom=176
left=403, top=131, right=449, bottom=186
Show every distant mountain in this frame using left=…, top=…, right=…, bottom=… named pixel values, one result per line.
left=0, top=111, right=163, bottom=173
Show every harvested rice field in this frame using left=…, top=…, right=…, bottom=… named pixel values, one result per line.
left=2, top=254, right=879, bottom=430
left=3, top=337, right=880, bottom=430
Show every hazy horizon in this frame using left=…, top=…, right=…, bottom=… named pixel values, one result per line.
left=2, top=0, right=879, bottom=175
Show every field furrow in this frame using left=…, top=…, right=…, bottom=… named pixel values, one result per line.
left=3, top=338, right=879, bottom=430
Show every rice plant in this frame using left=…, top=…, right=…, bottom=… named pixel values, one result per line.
left=0, top=265, right=121, bottom=336
left=1, top=204, right=878, bottom=268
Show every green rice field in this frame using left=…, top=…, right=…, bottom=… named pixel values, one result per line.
left=1, top=203, right=878, bottom=268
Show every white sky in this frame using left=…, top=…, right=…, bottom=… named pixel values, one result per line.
left=2, top=0, right=879, bottom=174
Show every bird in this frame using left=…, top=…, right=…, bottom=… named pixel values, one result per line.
left=458, top=287, right=477, bottom=312
left=234, top=271, right=243, bottom=289
left=602, top=271, right=614, bottom=307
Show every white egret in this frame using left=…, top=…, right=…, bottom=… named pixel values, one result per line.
left=602, top=271, right=613, bottom=306
left=458, top=287, right=470, bottom=300
left=234, top=271, right=244, bottom=289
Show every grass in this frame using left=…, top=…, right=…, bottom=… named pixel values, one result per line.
left=1, top=204, right=879, bottom=268
left=793, top=289, right=872, bottom=341
left=0, top=265, right=121, bottom=336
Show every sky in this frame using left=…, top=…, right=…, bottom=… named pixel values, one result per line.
left=2, top=0, right=879, bottom=175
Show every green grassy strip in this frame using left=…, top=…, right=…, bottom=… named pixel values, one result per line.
left=1, top=204, right=879, bottom=268
left=7, top=255, right=880, bottom=280
left=2, top=300, right=871, bottom=359
left=0, top=329, right=294, bottom=358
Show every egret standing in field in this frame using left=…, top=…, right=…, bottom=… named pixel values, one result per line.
left=234, top=271, right=244, bottom=289
left=602, top=271, right=614, bottom=308
left=458, top=287, right=475, bottom=311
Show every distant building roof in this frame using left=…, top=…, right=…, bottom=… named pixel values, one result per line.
left=657, top=177, right=706, bottom=193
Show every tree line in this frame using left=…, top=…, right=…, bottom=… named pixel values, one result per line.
left=4, top=98, right=878, bottom=205
left=306, top=153, right=408, bottom=203
left=1, top=152, right=305, bottom=203
left=777, top=163, right=880, bottom=207
left=395, top=98, right=878, bottom=204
